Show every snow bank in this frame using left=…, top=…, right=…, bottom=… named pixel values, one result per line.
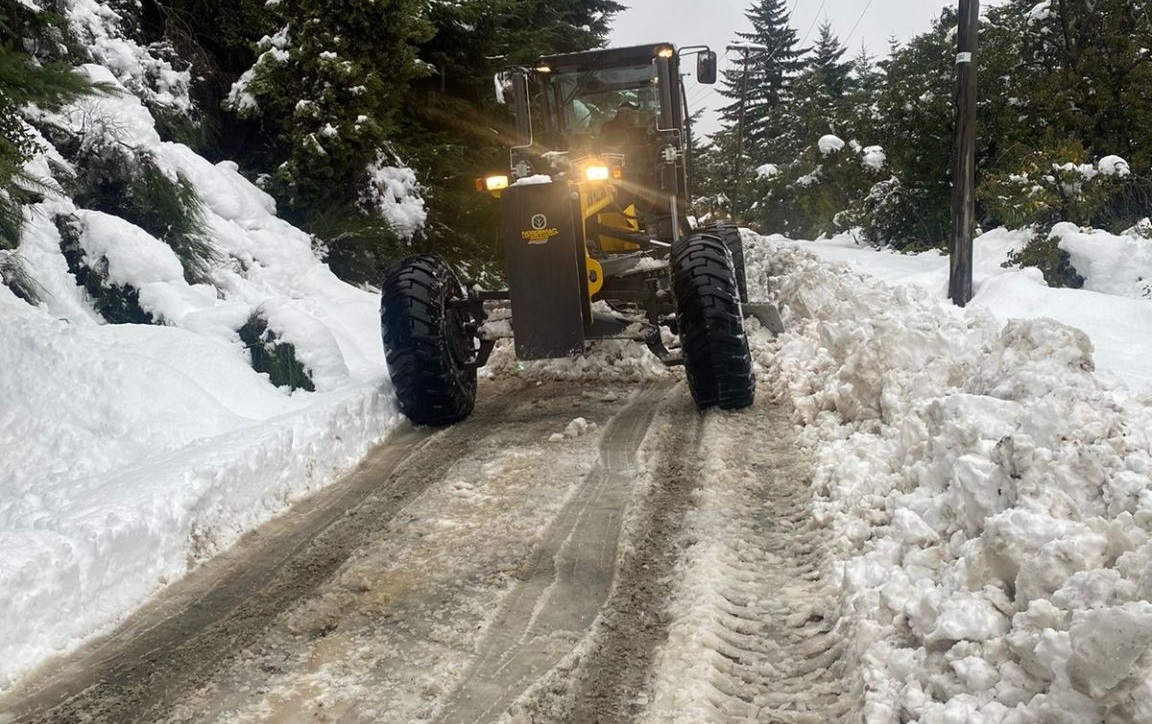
left=746, top=237, right=1152, bottom=722
left=1, top=56, right=401, bottom=691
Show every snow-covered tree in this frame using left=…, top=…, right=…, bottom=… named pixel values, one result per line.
left=851, top=10, right=959, bottom=250
left=718, top=0, right=806, bottom=161
left=805, top=21, right=853, bottom=99
left=1, top=4, right=91, bottom=251
left=787, top=23, right=857, bottom=150
left=225, top=0, right=433, bottom=216
left=708, top=0, right=806, bottom=221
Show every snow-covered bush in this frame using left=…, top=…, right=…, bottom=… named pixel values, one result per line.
left=978, top=144, right=1151, bottom=233
left=238, top=310, right=315, bottom=392
left=1002, top=231, right=1085, bottom=289
left=842, top=175, right=950, bottom=252
left=54, top=212, right=153, bottom=324
left=750, top=136, right=888, bottom=240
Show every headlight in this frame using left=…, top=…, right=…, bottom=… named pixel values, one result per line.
left=584, top=165, right=610, bottom=182
left=484, top=175, right=510, bottom=191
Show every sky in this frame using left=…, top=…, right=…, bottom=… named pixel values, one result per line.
left=609, top=0, right=1001, bottom=135
left=7, top=1, right=1152, bottom=718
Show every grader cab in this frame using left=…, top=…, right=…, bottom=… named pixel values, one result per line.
left=381, top=43, right=768, bottom=426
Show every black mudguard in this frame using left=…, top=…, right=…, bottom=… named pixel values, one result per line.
left=500, top=182, right=589, bottom=360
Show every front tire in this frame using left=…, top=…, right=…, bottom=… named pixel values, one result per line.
left=380, top=254, right=477, bottom=426
left=671, top=232, right=755, bottom=410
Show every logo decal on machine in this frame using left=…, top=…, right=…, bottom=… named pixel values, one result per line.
left=521, top=211, right=559, bottom=245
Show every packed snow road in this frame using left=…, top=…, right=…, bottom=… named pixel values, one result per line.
left=1, top=377, right=848, bottom=723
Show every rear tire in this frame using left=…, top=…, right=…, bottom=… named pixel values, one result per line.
left=380, top=254, right=477, bottom=426
left=671, top=232, right=755, bottom=410
left=708, top=223, right=748, bottom=303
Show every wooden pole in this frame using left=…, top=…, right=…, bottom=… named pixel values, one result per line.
left=949, top=0, right=978, bottom=306
left=733, top=48, right=751, bottom=220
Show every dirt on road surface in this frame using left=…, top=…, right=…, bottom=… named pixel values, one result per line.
left=1, top=377, right=854, bottom=723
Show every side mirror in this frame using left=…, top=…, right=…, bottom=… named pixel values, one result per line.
left=494, top=70, right=515, bottom=104
left=496, top=70, right=532, bottom=147
left=697, top=51, right=717, bottom=85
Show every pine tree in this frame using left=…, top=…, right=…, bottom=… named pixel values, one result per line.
left=413, top=0, right=620, bottom=106
left=710, top=0, right=805, bottom=220
left=718, top=0, right=806, bottom=160
left=842, top=42, right=882, bottom=141
left=806, top=22, right=853, bottom=99
left=789, top=22, right=855, bottom=145
left=1, top=7, right=93, bottom=251
left=854, top=9, right=958, bottom=249
left=226, top=0, right=434, bottom=213
left=744, top=23, right=882, bottom=240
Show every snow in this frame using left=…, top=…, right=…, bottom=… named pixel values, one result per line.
left=1097, top=154, right=1131, bottom=177
left=2, top=55, right=401, bottom=689
left=361, top=151, right=427, bottom=239
left=754, top=229, right=1152, bottom=721
left=7, top=206, right=1152, bottom=721
left=511, top=174, right=554, bottom=186
left=6, top=4, right=1152, bottom=715
left=62, top=1, right=192, bottom=112
left=1028, top=1, right=1053, bottom=22
left=862, top=145, right=887, bottom=170
left=819, top=134, right=846, bottom=155
left=547, top=417, right=599, bottom=443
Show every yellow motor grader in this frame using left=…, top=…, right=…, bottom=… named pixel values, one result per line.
left=381, top=43, right=773, bottom=426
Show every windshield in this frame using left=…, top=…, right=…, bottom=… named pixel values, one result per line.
left=542, top=62, right=661, bottom=151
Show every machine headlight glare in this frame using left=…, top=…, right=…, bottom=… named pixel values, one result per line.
left=584, top=165, right=611, bottom=182
left=485, top=175, right=510, bottom=191
left=656, top=45, right=675, bottom=59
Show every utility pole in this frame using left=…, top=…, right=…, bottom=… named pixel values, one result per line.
left=726, top=44, right=767, bottom=221
left=949, top=0, right=979, bottom=306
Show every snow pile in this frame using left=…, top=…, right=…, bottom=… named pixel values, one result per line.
left=483, top=338, right=671, bottom=384
left=861, top=145, right=887, bottom=171
left=361, top=150, right=428, bottom=239
left=746, top=236, right=1152, bottom=722
left=1027, top=1, right=1052, bottom=22
left=1, top=46, right=399, bottom=692
left=547, top=416, right=599, bottom=443
left=1097, top=155, right=1131, bottom=177
left=1050, top=222, right=1152, bottom=299
left=818, top=134, right=846, bottom=155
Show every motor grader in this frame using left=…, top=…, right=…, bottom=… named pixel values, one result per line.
left=380, top=42, right=770, bottom=426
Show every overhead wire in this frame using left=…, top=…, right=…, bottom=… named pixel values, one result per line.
left=798, top=0, right=829, bottom=47
left=843, top=0, right=877, bottom=47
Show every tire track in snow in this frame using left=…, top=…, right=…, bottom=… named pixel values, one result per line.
left=638, top=400, right=857, bottom=723
left=435, top=381, right=675, bottom=724
left=543, top=390, right=707, bottom=723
